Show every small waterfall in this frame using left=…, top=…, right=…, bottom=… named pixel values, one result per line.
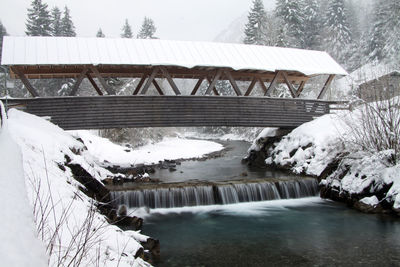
left=111, top=178, right=319, bottom=209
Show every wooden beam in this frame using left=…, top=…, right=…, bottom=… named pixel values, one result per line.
left=205, top=69, right=223, bottom=95
left=86, top=73, right=103, bottom=95
left=223, top=70, right=242, bottom=96
left=258, top=78, right=268, bottom=94
left=159, top=66, right=181, bottom=95
left=318, top=75, right=335, bottom=99
left=141, top=67, right=160, bottom=95
left=152, top=79, right=165, bottom=95
left=265, top=71, right=282, bottom=96
left=69, top=67, right=89, bottom=96
left=190, top=77, right=204, bottom=95
left=89, top=65, right=115, bottom=95
left=244, top=77, right=258, bottom=96
left=296, top=81, right=306, bottom=98
left=133, top=74, right=147, bottom=95
left=281, top=71, right=298, bottom=98
left=206, top=77, right=220, bottom=96
left=12, top=67, right=40, bottom=97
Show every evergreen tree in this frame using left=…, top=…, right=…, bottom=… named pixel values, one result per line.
left=383, top=0, right=400, bottom=64
left=25, top=0, right=52, bottom=36
left=0, top=21, right=7, bottom=63
left=137, top=17, right=157, bottom=39
left=96, top=28, right=105, bottom=38
left=121, top=19, right=133, bottom=38
left=323, top=0, right=353, bottom=65
left=275, top=0, right=305, bottom=48
left=60, top=6, right=76, bottom=37
left=303, top=0, right=322, bottom=50
left=365, top=0, right=389, bottom=62
left=50, top=6, right=62, bottom=36
left=243, top=0, right=267, bottom=45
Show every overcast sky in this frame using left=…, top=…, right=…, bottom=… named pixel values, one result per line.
left=0, top=0, right=275, bottom=41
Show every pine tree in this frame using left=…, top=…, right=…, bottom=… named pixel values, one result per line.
left=25, top=0, right=52, bottom=36
left=96, top=28, right=105, bottom=38
left=323, top=0, right=353, bottom=65
left=275, top=0, right=305, bottom=48
left=243, top=0, right=267, bottom=45
left=50, top=6, right=62, bottom=36
left=60, top=6, right=76, bottom=37
left=365, top=0, right=389, bottom=62
left=137, top=17, right=157, bottom=39
left=383, top=0, right=400, bottom=64
left=303, top=0, right=322, bottom=50
left=121, top=19, right=133, bottom=38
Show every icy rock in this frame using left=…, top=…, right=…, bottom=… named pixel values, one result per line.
left=354, top=196, right=383, bottom=213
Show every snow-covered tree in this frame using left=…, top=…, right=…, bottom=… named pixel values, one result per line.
left=137, top=17, right=157, bottom=39
left=275, top=0, right=305, bottom=48
left=243, top=0, right=267, bottom=45
left=121, top=19, right=133, bottom=38
left=383, top=0, right=400, bottom=64
left=96, top=28, right=105, bottom=38
left=0, top=21, right=7, bottom=62
left=323, top=0, right=353, bottom=65
left=50, top=6, right=62, bottom=36
left=302, top=0, right=322, bottom=50
left=60, top=6, right=76, bottom=37
left=25, top=0, right=52, bottom=36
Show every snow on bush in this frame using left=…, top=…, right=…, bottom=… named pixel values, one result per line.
left=6, top=108, right=151, bottom=267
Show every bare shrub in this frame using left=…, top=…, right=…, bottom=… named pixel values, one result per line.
left=344, top=77, right=400, bottom=163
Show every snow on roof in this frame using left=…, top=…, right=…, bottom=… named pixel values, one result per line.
left=1, top=36, right=348, bottom=77
left=336, top=62, right=400, bottom=92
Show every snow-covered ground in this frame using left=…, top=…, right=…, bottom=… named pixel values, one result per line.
left=72, top=130, right=223, bottom=167
left=0, top=105, right=224, bottom=266
left=258, top=103, right=400, bottom=213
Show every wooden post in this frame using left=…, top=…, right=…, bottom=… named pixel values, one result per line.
left=89, top=65, right=115, bottom=95
left=191, top=77, right=204, bottom=95
left=244, top=77, right=257, bottom=96
left=159, top=66, right=181, bottom=95
left=265, top=71, right=282, bottom=96
left=296, top=81, right=306, bottom=98
left=206, top=77, right=220, bottom=95
left=318, top=75, right=335, bottom=99
left=205, top=69, right=223, bottom=95
left=152, top=79, right=165, bottom=95
left=133, top=74, right=147, bottom=95
left=224, top=70, right=242, bottom=96
left=281, top=71, right=298, bottom=98
left=141, top=67, right=160, bottom=95
left=69, top=67, right=89, bottom=96
left=258, top=77, right=268, bottom=94
left=12, top=67, right=40, bottom=97
left=86, top=73, right=103, bottom=95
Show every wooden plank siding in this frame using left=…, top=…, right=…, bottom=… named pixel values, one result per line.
left=7, top=96, right=333, bottom=130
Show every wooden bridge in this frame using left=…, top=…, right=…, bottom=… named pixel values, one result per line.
left=1, top=37, right=347, bottom=130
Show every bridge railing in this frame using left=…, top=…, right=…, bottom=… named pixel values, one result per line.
left=6, top=95, right=343, bottom=130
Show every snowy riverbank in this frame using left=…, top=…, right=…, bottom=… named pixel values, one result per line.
left=0, top=105, right=224, bottom=266
left=247, top=106, right=400, bottom=215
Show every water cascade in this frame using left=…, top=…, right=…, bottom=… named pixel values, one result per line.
left=111, top=178, right=319, bottom=209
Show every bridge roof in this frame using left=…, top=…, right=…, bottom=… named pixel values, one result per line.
left=1, top=36, right=347, bottom=77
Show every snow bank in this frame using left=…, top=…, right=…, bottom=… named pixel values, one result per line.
left=266, top=114, right=347, bottom=176
left=0, top=102, right=47, bottom=266
left=71, top=130, right=224, bottom=167
left=6, top=108, right=150, bottom=266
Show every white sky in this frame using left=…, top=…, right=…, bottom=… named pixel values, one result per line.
left=0, top=0, right=275, bottom=41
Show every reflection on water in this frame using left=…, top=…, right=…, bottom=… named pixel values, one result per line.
left=140, top=198, right=400, bottom=267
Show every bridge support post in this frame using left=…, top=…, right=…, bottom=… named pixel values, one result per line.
left=12, top=67, right=40, bottom=97
left=318, top=75, right=335, bottom=99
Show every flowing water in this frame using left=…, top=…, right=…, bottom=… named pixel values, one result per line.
left=110, top=140, right=400, bottom=266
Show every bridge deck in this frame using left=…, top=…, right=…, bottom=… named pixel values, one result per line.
left=7, top=96, right=333, bottom=130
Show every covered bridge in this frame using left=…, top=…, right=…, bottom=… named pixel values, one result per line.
left=1, top=36, right=347, bottom=129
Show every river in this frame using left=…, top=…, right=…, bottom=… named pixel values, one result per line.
left=113, top=140, right=400, bottom=267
